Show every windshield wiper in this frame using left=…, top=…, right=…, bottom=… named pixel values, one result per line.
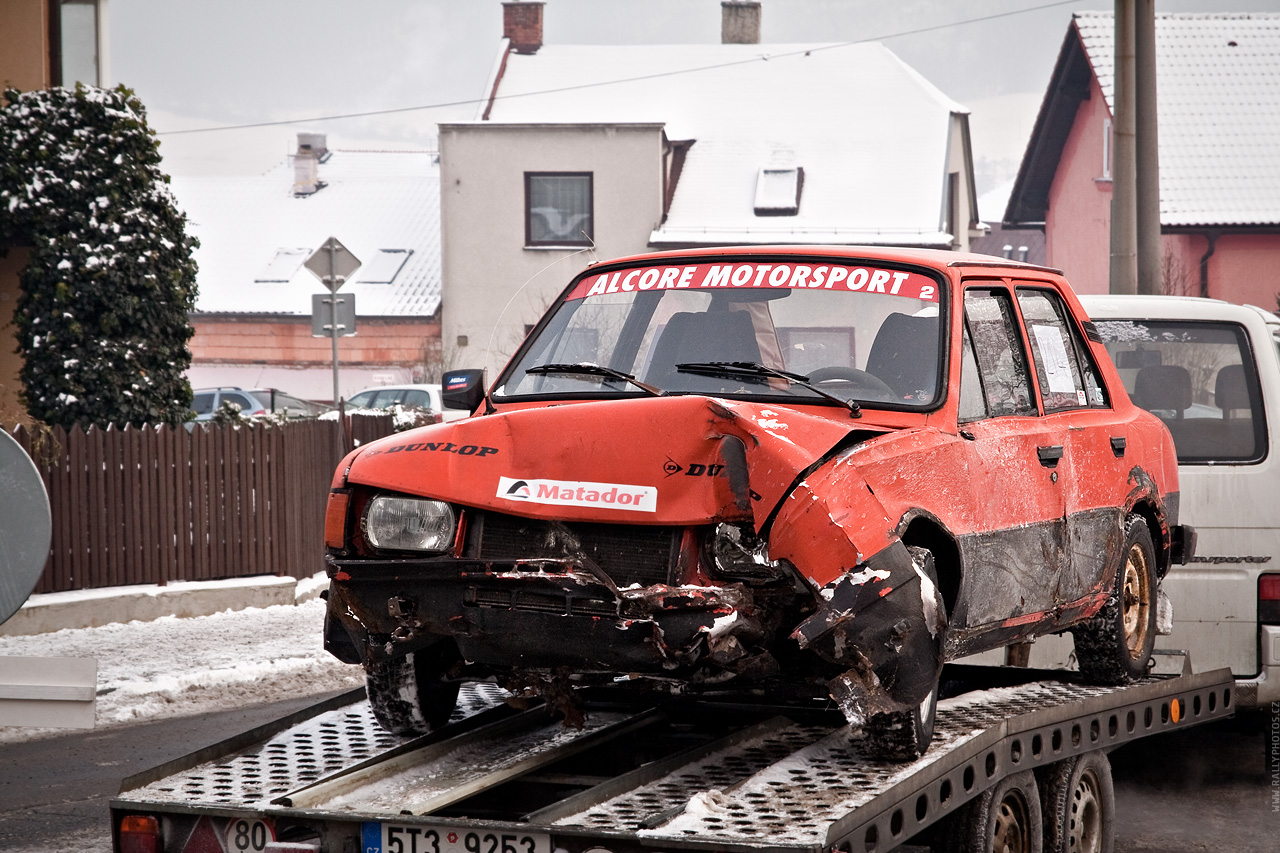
left=675, top=361, right=862, bottom=418
left=525, top=362, right=665, bottom=397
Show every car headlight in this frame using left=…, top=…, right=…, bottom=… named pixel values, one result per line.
left=363, top=496, right=455, bottom=552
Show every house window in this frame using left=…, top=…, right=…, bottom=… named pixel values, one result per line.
left=255, top=248, right=311, bottom=283
left=526, top=173, right=593, bottom=247
left=356, top=249, right=413, bottom=284
left=1100, top=118, right=1112, bottom=181
left=754, top=167, right=803, bottom=216
left=57, top=1, right=100, bottom=87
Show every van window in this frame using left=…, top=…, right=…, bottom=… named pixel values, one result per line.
left=1094, top=320, right=1267, bottom=463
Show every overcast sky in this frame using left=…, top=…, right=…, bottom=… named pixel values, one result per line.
left=110, top=0, right=1280, bottom=194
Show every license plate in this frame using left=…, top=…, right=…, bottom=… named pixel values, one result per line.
left=363, top=822, right=551, bottom=853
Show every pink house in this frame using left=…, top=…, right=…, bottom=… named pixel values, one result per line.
left=1005, top=12, right=1280, bottom=308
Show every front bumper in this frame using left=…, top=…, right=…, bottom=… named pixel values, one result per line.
left=325, top=557, right=769, bottom=677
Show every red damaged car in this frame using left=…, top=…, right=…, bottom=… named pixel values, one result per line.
left=322, top=246, right=1192, bottom=758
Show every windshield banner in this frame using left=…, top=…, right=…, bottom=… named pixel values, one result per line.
left=568, top=262, right=939, bottom=302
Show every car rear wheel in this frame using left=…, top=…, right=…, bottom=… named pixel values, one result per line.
left=365, top=644, right=461, bottom=736
left=1072, top=515, right=1157, bottom=685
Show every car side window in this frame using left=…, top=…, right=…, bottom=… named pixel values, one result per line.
left=402, top=390, right=432, bottom=407
left=963, top=289, right=1037, bottom=417
left=223, top=392, right=255, bottom=410
left=1016, top=288, right=1108, bottom=412
left=1095, top=319, right=1266, bottom=464
left=192, top=393, right=215, bottom=415
left=958, top=324, right=987, bottom=422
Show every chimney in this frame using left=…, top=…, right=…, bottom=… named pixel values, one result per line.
left=293, top=133, right=328, bottom=196
left=503, top=1, right=544, bottom=54
left=721, top=1, right=761, bottom=44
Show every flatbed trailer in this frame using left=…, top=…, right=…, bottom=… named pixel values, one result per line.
left=110, top=663, right=1235, bottom=853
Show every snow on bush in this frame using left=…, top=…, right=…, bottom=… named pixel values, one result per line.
left=0, top=85, right=199, bottom=428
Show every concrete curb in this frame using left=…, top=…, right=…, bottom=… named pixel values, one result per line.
left=0, top=573, right=329, bottom=637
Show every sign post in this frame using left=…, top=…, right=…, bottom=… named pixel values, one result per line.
left=304, top=237, right=361, bottom=405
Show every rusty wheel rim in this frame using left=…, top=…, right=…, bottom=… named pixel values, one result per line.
left=992, top=789, right=1032, bottom=853
left=1068, top=767, right=1103, bottom=853
left=1121, top=542, right=1152, bottom=659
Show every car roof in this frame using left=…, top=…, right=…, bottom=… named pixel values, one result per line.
left=1079, top=293, right=1280, bottom=326
left=589, top=244, right=1064, bottom=277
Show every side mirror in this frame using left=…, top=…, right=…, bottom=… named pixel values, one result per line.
left=442, top=369, right=486, bottom=413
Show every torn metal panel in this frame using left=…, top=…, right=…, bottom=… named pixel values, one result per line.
left=792, top=544, right=946, bottom=722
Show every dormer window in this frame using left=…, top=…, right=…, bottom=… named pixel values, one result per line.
left=754, top=167, right=803, bottom=216
left=255, top=248, right=310, bottom=283
left=357, top=249, right=413, bottom=284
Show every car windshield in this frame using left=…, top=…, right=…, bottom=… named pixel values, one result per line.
left=495, top=259, right=945, bottom=409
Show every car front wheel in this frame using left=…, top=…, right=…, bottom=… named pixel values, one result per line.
left=1072, top=515, right=1158, bottom=685
left=364, top=644, right=461, bottom=736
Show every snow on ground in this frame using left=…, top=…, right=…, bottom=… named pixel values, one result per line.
left=0, top=595, right=364, bottom=744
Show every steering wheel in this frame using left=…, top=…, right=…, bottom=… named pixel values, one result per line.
left=806, top=366, right=897, bottom=397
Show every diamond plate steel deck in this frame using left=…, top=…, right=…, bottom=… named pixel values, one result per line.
left=124, top=683, right=508, bottom=807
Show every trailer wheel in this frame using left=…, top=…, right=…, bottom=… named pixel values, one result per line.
left=942, top=770, right=1044, bottom=853
left=1072, top=515, right=1157, bottom=685
left=365, top=645, right=461, bottom=736
left=1040, top=751, right=1114, bottom=853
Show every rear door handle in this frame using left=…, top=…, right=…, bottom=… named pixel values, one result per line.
left=1110, top=436, right=1127, bottom=457
left=1037, top=445, right=1064, bottom=467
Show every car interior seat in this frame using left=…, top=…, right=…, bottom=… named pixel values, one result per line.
left=646, top=309, right=763, bottom=392
left=1213, top=363, right=1256, bottom=457
left=865, top=313, right=940, bottom=401
left=1132, top=364, right=1196, bottom=453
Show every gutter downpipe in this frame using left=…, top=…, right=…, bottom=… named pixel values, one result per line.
left=1199, top=231, right=1220, bottom=299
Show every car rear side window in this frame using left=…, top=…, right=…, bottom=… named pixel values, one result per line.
left=1094, top=319, right=1267, bottom=464
left=963, top=289, right=1037, bottom=417
left=1016, top=288, right=1108, bottom=412
left=192, top=392, right=215, bottom=415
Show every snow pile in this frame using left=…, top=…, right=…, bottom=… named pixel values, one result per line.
left=0, top=597, right=363, bottom=743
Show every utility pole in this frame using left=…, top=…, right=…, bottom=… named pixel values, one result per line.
left=1111, top=0, right=1161, bottom=295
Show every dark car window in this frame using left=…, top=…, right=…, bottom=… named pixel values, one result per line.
left=401, top=390, right=432, bottom=407
left=222, top=392, right=256, bottom=411
left=192, top=392, right=215, bottom=415
left=1094, top=319, right=1267, bottom=464
left=1016, top=289, right=1108, bottom=412
left=963, top=289, right=1037, bottom=417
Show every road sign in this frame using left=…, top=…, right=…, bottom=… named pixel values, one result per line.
left=312, top=293, right=357, bottom=337
left=0, top=430, right=51, bottom=627
left=304, top=237, right=361, bottom=293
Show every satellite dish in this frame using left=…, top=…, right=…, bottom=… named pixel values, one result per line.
left=0, top=430, right=51, bottom=626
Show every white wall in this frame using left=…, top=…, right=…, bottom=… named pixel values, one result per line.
left=439, top=123, right=667, bottom=383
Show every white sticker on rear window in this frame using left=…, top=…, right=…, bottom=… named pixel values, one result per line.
left=1032, top=324, right=1078, bottom=394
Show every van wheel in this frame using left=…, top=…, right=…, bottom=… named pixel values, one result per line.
left=365, top=644, right=461, bottom=736
left=941, top=770, right=1044, bottom=853
left=1040, top=751, right=1114, bottom=853
left=1072, top=515, right=1157, bottom=685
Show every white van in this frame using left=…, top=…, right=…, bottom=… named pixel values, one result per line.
left=1080, top=295, right=1280, bottom=706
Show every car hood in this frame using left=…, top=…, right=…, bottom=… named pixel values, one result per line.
left=341, top=395, right=876, bottom=526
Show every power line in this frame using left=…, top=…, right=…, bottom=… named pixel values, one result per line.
left=157, top=0, right=1079, bottom=137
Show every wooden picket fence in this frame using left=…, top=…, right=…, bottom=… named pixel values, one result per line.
left=7, top=415, right=395, bottom=594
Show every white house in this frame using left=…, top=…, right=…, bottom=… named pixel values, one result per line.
left=171, top=134, right=442, bottom=403
left=440, top=0, right=984, bottom=380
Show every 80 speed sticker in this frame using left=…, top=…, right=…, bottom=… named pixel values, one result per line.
left=362, top=823, right=550, bottom=853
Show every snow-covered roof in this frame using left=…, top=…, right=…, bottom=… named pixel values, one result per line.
left=484, top=42, right=971, bottom=247
left=171, top=150, right=441, bottom=316
left=1009, top=12, right=1280, bottom=229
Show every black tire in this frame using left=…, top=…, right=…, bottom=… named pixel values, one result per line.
left=1040, top=751, right=1114, bottom=853
left=863, top=677, right=938, bottom=761
left=863, top=546, right=944, bottom=761
left=364, top=644, right=461, bottom=736
left=1072, top=516, right=1158, bottom=685
left=940, top=770, right=1044, bottom=853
